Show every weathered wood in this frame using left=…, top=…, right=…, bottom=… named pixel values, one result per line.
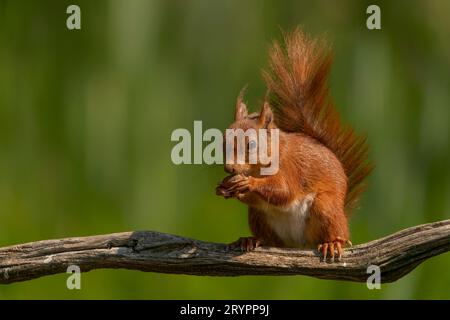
left=0, top=220, right=449, bottom=284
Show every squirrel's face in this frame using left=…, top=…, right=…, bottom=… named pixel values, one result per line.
left=223, top=89, right=276, bottom=177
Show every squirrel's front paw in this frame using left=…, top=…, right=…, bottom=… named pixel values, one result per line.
left=216, top=175, right=239, bottom=198
left=227, top=174, right=251, bottom=194
left=216, top=174, right=253, bottom=198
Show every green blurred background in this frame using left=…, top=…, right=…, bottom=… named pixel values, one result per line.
left=0, top=0, right=449, bottom=299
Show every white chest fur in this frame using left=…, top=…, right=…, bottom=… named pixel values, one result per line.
left=261, top=193, right=315, bottom=247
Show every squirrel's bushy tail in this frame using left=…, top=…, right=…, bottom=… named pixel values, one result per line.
left=263, top=27, right=373, bottom=212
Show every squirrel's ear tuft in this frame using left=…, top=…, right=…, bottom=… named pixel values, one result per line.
left=259, top=101, right=274, bottom=128
left=235, top=86, right=248, bottom=120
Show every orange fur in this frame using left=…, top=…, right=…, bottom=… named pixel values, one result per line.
left=263, top=28, right=373, bottom=212
left=217, top=28, right=372, bottom=251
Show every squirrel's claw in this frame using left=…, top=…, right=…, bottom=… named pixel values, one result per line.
left=228, top=237, right=261, bottom=252
left=228, top=180, right=249, bottom=194
left=336, top=242, right=343, bottom=259
left=335, top=236, right=352, bottom=247
left=216, top=174, right=251, bottom=199
left=318, top=238, right=350, bottom=262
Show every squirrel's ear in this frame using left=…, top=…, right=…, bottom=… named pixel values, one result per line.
left=259, top=101, right=274, bottom=128
left=235, top=87, right=248, bottom=120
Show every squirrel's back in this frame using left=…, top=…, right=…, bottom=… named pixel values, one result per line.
left=263, top=28, right=373, bottom=212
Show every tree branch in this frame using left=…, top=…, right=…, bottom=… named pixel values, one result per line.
left=0, top=220, right=449, bottom=284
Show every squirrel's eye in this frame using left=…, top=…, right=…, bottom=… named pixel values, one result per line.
left=248, top=140, right=257, bottom=151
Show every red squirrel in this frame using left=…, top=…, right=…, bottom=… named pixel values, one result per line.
left=216, top=28, right=373, bottom=260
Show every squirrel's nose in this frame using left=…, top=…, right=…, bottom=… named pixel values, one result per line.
left=224, top=165, right=235, bottom=174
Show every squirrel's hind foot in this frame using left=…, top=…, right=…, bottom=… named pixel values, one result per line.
left=228, top=237, right=262, bottom=252
left=317, top=237, right=351, bottom=262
